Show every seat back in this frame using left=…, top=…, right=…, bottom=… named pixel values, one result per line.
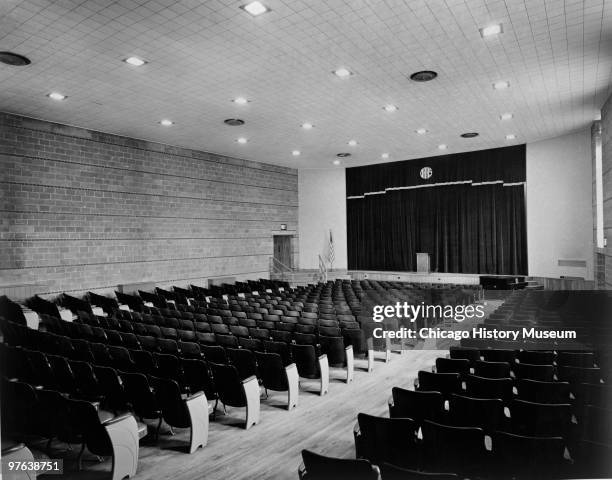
left=150, top=376, right=190, bottom=429
left=291, top=344, right=318, bottom=378
left=301, top=449, right=378, bottom=480
left=210, top=363, right=246, bottom=407
left=448, top=394, right=504, bottom=432
left=473, top=360, right=511, bottom=379
left=390, top=387, right=444, bottom=423
left=421, top=420, right=486, bottom=472
left=511, top=399, right=571, bottom=437
left=449, top=346, right=480, bottom=363
left=255, top=351, right=288, bottom=391
left=356, top=413, right=417, bottom=467
left=417, top=371, right=461, bottom=397
left=228, top=348, right=258, bottom=380
left=492, top=431, right=565, bottom=477
left=435, top=358, right=470, bottom=375
left=517, top=379, right=570, bottom=404
left=464, top=374, right=513, bottom=402
left=319, top=336, right=345, bottom=367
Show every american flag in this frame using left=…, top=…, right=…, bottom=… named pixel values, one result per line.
left=328, top=229, right=335, bottom=268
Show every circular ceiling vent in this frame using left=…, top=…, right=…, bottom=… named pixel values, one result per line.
left=409, top=70, right=437, bottom=82
left=224, top=118, right=245, bottom=126
left=0, top=52, right=31, bottom=66
left=336, top=153, right=352, bottom=158
left=460, top=132, right=479, bottom=138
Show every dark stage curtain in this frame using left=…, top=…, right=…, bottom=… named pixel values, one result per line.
left=346, top=146, right=527, bottom=275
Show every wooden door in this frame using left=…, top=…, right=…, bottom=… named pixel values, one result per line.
left=273, top=235, right=292, bottom=269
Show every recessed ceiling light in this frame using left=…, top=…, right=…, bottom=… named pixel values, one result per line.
left=493, top=80, right=510, bottom=90
left=47, top=92, right=66, bottom=101
left=292, top=150, right=301, bottom=156
left=333, top=67, right=352, bottom=78
left=224, top=118, right=245, bottom=126
left=480, top=24, right=503, bottom=37
left=237, top=137, right=248, bottom=144
left=500, top=112, right=513, bottom=120
left=233, top=97, right=249, bottom=105
left=124, top=56, right=146, bottom=66
left=460, top=132, right=479, bottom=138
left=0, top=51, right=31, bottom=66
left=348, top=140, right=358, bottom=147
left=438, top=144, right=448, bottom=150
left=416, top=128, right=428, bottom=135
left=159, top=119, right=174, bottom=126
left=241, top=1, right=270, bottom=16
left=381, top=153, right=390, bottom=159
left=410, top=70, right=438, bottom=82
left=333, top=160, right=341, bottom=165
left=505, top=134, right=516, bottom=140
left=301, top=123, right=314, bottom=130
left=383, top=104, right=398, bottom=112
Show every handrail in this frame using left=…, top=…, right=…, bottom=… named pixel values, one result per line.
left=318, top=254, right=327, bottom=283
left=271, top=257, right=292, bottom=273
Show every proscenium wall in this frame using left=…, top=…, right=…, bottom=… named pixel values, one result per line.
left=0, top=113, right=298, bottom=296
left=298, top=168, right=347, bottom=270
left=526, top=129, right=593, bottom=280
left=601, top=94, right=612, bottom=288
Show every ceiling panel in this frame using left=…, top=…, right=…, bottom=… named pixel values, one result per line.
left=0, top=0, right=610, bottom=168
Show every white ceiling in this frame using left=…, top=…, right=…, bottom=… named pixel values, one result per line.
left=0, top=0, right=610, bottom=169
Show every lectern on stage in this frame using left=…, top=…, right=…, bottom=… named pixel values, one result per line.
left=416, top=253, right=430, bottom=273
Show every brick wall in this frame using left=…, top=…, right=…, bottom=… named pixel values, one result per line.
left=0, top=113, right=298, bottom=297
left=600, top=94, right=612, bottom=288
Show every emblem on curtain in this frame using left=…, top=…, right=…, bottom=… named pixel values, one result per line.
left=420, top=166, right=432, bottom=179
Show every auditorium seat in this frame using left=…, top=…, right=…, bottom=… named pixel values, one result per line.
left=492, top=431, right=567, bottom=479
left=517, top=350, right=555, bottom=365
left=421, top=420, right=488, bottom=475
left=353, top=413, right=418, bottom=469
left=255, top=351, right=299, bottom=410
left=516, top=379, right=570, bottom=404
left=557, top=351, right=596, bottom=368
left=513, top=362, right=555, bottom=382
left=464, top=374, right=513, bottom=402
left=149, top=376, right=208, bottom=453
left=120, top=372, right=163, bottom=435
left=572, top=382, right=612, bottom=408
left=299, top=449, right=379, bottom=480
left=473, top=360, right=511, bottom=379
left=415, top=371, right=461, bottom=399
left=557, top=365, right=603, bottom=385
left=434, top=358, right=470, bottom=375
left=381, top=464, right=460, bottom=479
left=388, top=387, right=444, bottom=425
left=94, top=365, right=130, bottom=412
left=202, top=345, right=227, bottom=364
left=511, top=399, right=571, bottom=437
left=290, top=344, right=329, bottom=396
left=209, top=363, right=260, bottom=429
left=180, top=358, right=216, bottom=400
left=448, top=394, right=506, bottom=433
left=228, top=348, right=258, bottom=380
left=319, top=336, right=354, bottom=383
left=481, top=348, right=517, bottom=364
left=67, top=397, right=144, bottom=477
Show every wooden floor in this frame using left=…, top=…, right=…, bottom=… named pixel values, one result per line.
left=46, top=349, right=442, bottom=480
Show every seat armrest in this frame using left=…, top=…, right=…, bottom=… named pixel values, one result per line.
left=102, top=412, right=134, bottom=426
left=185, top=391, right=206, bottom=402
left=298, top=462, right=307, bottom=480
left=353, top=421, right=361, bottom=437
left=413, top=378, right=419, bottom=389
left=242, top=375, right=258, bottom=385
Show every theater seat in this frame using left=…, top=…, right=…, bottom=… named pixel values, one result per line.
left=299, top=449, right=379, bottom=480
left=210, top=363, right=260, bottom=429
left=380, top=464, right=459, bottom=480
left=354, top=413, right=418, bottom=469
left=255, top=351, right=299, bottom=410
left=388, top=388, right=444, bottom=425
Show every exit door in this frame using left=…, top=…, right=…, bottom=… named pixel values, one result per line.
left=273, top=235, right=292, bottom=269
